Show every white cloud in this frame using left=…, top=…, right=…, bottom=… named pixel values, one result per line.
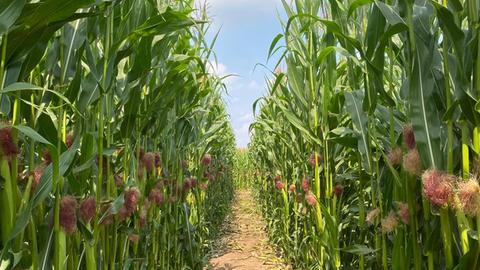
left=207, top=61, right=228, bottom=77
left=231, top=112, right=254, bottom=147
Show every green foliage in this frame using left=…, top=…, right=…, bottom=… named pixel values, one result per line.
left=250, top=0, right=480, bottom=269
left=0, top=1, right=235, bottom=269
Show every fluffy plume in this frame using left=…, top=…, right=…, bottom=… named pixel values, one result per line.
left=381, top=212, right=398, bottom=233
left=31, top=166, right=44, bottom=192
left=403, top=124, right=416, bottom=150
left=201, top=154, right=212, bottom=166
left=66, top=132, right=74, bottom=148
left=302, top=177, right=310, bottom=192
left=456, top=179, right=480, bottom=216
left=80, top=196, right=96, bottom=223
left=0, top=126, right=19, bottom=157
left=309, top=153, right=323, bottom=168
left=128, top=234, right=139, bottom=243
left=149, top=188, right=164, bottom=206
left=332, top=184, right=344, bottom=197
left=403, top=149, right=422, bottom=176
left=422, top=170, right=454, bottom=207
left=114, top=174, right=124, bottom=188
left=275, top=181, right=285, bottom=190
left=396, top=202, right=410, bottom=224
left=124, top=187, right=140, bottom=212
left=142, top=152, right=155, bottom=173
left=305, top=191, right=317, bottom=206
left=60, top=196, right=78, bottom=234
left=200, top=182, right=209, bottom=190
left=387, top=147, right=403, bottom=166
left=366, top=208, right=380, bottom=225
left=288, top=184, right=296, bottom=193
left=42, top=149, right=52, bottom=165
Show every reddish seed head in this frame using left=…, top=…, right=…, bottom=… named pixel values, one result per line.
left=128, top=234, right=139, bottom=243
left=381, top=211, right=398, bottom=233
left=403, top=149, right=422, bottom=176
left=274, top=175, right=281, bottom=182
left=0, top=126, right=19, bottom=157
left=124, top=187, right=140, bottom=212
left=190, top=177, right=197, bottom=188
left=422, top=169, right=454, bottom=207
left=118, top=206, right=130, bottom=222
left=142, top=152, right=155, bottom=173
left=403, top=124, right=416, bottom=150
left=66, top=132, right=74, bottom=148
left=139, top=208, right=147, bottom=228
left=202, top=154, right=212, bottom=166
left=302, top=177, right=310, bottom=192
left=31, top=166, right=44, bottom=192
left=387, top=147, right=403, bottom=166
left=200, top=182, right=209, bottom=190
left=60, top=196, right=78, bottom=234
left=366, top=208, right=380, bottom=225
left=309, top=153, right=322, bottom=168
left=456, top=179, right=480, bottom=216
left=396, top=202, right=410, bottom=225
left=275, top=181, right=285, bottom=190
left=114, top=174, right=124, bottom=188
left=80, top=197, right=96, bottom=223
left=183, top=179, right=192, bottom=192
left=42, top=149, right=52, bottom=165
left=288, top=184, right=296, bottom=193
left=333, top=184, right=344, bottom=197
left=180, top=159, right=188, bottom=169
left=149, top=188, right=164, bottom=206
left=139, top=148, right=145, bottom=160
left=305, top=191, right=317, bottom=206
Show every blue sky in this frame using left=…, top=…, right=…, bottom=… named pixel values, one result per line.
left=196, top=0, right=285, bottom=147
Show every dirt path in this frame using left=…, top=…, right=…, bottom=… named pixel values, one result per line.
left=205, top=189, right=289, bottom=270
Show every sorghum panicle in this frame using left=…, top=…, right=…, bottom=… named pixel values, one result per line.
left=422, top=169, right=454, bottom=207
left=403, top=149, right=422, bottom=176
left=387, top=147, right=403, bottom=166
left=0, top=126, right=19, bottom=157
left=381, top=212, right=398, bottom=233
left=403, top=124, right=416, bottom=150
left=456, top=179, right=480, bottom=216
left=80, top=196, right=97, bottom=223
left=60, top=196, right=78, bottom=234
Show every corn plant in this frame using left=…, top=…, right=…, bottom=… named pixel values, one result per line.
left=0, top=0, right=235, bottom=269
left=250, top=0, right=480, bottom=269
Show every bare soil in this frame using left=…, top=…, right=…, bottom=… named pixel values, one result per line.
left=205, top=189, right=290, bottom=270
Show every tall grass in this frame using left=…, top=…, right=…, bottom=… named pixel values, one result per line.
left=250, top=0, right=480, bottom=269
left=0, top=1, right=235, bottom=269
